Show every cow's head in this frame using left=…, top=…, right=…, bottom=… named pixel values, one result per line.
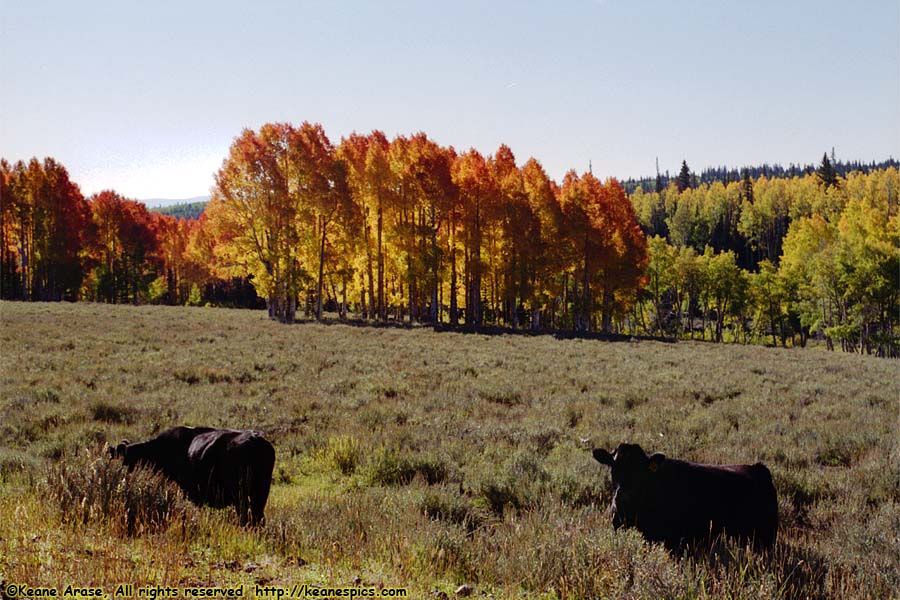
left=592, top=443, right=665, bottom=530
left=107, top=440, right=132, bottom=464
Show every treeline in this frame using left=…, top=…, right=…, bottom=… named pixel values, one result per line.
left=623, top=156, right=899, bottom=194
left=0, top=158, right=264, bottom=308
left=1, top=133, right=897, bottom=357
left=0, top=127, right=651, bottom=334
left=150, top=201, right=207, bottom=221
left=632, top=166, right=899, bottom=356
left=206, top=123, right=647, bottom=330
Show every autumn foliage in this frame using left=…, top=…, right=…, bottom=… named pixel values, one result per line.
left=0, top=158, right=91, bottom=300
left=202, top=123, right=648, bottom=330
left=1, top=126, right=649, bottom=333
left=1, top=161, right=258, bottom=308
left=4, top=122, right=896, bottom=353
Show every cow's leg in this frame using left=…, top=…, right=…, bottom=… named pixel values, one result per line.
left=249, top=471, right=272, bottom=526
left=752, top=521, right=777, bottom=553
left=235, top=465, right=254, bottom=526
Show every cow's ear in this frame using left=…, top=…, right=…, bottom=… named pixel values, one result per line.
left=648, top=452, right=665, bottom=473
left=592, top=448, right=614, bottom=466
left=112, top=441, right=129, bottom=459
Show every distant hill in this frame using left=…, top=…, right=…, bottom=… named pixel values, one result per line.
left=142, top=195, right=210, bottom=208
left=149, top=199, right=208, bottom=220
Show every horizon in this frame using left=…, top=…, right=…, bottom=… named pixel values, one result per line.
left=2, top=1, right=897, bottom=199
left=139, top=153, right=898, bottom=209
left=5, top=150, right=897, bottom=209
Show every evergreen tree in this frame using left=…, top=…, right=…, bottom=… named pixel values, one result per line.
left=655, top=157, right=664, bottom=193
left=816, top=152, right=839, bottom=189
left=676, top=160, right=692, bottom=192
left=742, top=169, right=754, bottom=203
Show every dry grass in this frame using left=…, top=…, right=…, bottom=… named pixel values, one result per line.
left=1, top=301, right=898, bottom=598
left=47, top=449, right=197, bottom=537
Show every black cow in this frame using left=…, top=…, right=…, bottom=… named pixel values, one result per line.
left=592, top=443, right=778, bottom=552
left=109, top=426, right=275, bottom=526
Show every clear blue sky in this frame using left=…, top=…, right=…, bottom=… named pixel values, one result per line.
left=2, top=0, right=898, bottom=201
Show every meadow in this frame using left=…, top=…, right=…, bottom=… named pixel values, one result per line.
left=0, top=301, right=897, bottom=599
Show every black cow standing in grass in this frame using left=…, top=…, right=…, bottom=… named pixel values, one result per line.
left=592, top=443, right=778, bottom=553
left=109, top=426, right=275, bottom=526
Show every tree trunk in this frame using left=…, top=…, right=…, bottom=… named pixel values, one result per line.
left=431, top=200, right=438, bottom=326
left=464, top=243, right=472, bottom=326
left=377, top=197, right=385, bottom=321
left=686, top=293, right=693, bottom=340
left=769, top=303, right=777, bottom=346
left=449, top=217, right=458, bottom=326
left=701, top=301, right=707, bottom=341
left=286, top=296, right=296, bottom=324
left=405, top=208, right=415, bottom=323
left=572, top=275, right=579, bottom=332
left=341, top=275, right=347, bottom=320
left=316, top=215, right=327, bottom=321
left=653, top=277, right=663, bottom=335
left=364, top=217, right=376, bottom=320
left=580, top=243, right=590, bottom=333
left=600, top=289, right=612, bottom=333
left=473, top=199, right=482, bottom=327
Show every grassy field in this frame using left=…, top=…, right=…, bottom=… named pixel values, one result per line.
left=1, top=301, right=898, bottom=599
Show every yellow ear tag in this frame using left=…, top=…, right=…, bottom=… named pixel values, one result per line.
left=648, top=461, right=658, bottom=473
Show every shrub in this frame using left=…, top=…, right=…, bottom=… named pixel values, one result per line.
left=318, top=435, right=362, bottom=475
left=364, top=446, right=448, bottom=486
left=420, top=487, right=487, bottom=533
left=479, top=389, right=523, bottom=406
left=774, top=469, right=832, bottom=528
left=470, top=449, right=549, bottom=514
left=46, top=449, right=195, bottom=536
left=0, top=447, right=40, bottom=482
left=814, top=436, right=871, bottom=468
left=467, top=502, right=683, bottom=598
left=564, top=404, right=583, bottom=428
left=34, top=389, right=61, bottom=404
left=186, top=283, right=202, bottom=306
left=90, top=401, right=137, bottom=424
left=550, top=467, right=608, bottom=508
left=173, top=370, right=200, bottom=385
